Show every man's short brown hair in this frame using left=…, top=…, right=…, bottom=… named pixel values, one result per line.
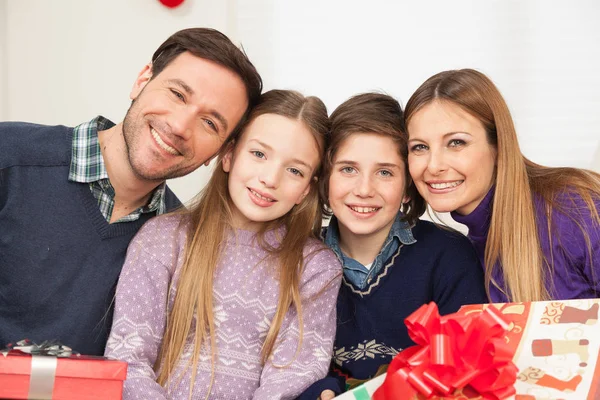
left=151, top=28, right=263, bottom=147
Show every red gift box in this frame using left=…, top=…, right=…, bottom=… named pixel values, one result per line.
left=0, top=350, right=127, bottom=399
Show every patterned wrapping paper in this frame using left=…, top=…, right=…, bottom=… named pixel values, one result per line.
left=452, top=298, right=600, bottom=400
left=336, top=298, right=600, bottom=399
left=336, top=375, right=386, bottom=399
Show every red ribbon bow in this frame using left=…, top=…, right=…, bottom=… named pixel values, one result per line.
left=373, top=303, right=518, bottom=400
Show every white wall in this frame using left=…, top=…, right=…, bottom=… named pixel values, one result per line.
left=233, top=1, right=600, bottom=170
left=3, top=0, right=600, bottom=208
left=593, top=143, right=600, bottom=172
left=3, top=0, right=238, bottom=201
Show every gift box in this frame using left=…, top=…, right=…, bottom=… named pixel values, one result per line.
left=336, top=374, right=386, bottom=399
left=0, top=341, right=127, bottom=400
left=342, top=299, right=600, bottom=400
left=446, top=298, right=600, bottom=400
left=337, top=303, right=517, bottom=399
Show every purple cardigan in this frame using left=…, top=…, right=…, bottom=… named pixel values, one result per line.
left=452, top=187, right=600, bottom=302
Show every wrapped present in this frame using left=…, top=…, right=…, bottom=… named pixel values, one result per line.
left=372, top=302, right=517, bottom=400
left=336, top=375, right=386, bottom=399
left=446, top=298, right=600, bottom=400
left=0, top=340, right=127, bottom=399
left=348, top=299, right=600, bottom=399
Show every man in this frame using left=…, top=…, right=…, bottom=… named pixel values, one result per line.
left=0, top=28, right=262, bottom=355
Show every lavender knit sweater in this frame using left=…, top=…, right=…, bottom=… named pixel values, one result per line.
left=105, top=214, right=342, bottom=399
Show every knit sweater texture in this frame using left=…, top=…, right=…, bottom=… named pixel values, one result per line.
left=452, top=187, right=600, bottom=302
left=105, top=214, right=342, bottom=399
left=299, top=218, right=488, bottom=398
left=0, top=121, right=180, bottom=355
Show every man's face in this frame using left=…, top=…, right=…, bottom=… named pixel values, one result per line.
left=122, top=52, right=248, bottom=182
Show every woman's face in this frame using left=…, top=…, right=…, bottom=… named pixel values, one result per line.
left=407, top=100, right=496, bottom=215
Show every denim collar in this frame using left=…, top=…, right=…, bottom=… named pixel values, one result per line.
left=324, top=212, right=416, bottom=289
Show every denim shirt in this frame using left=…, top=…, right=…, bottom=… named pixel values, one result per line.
left=325, top=212, right=417, bottom=289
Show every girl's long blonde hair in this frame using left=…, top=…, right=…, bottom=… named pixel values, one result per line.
left=155, top=90, right=330, bottom=396
left=405, top=69, right=600, bottom=302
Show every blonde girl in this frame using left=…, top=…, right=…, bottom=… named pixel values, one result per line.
left=105, top=90, right=342, bottom=399
left=405, top=68, right=600, bottom=303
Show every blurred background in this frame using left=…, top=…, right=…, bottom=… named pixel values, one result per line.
left=1, top=0, right=599, bottom=226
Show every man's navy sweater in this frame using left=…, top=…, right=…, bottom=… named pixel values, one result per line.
left=298, top=219, right=488, bottom=398
left=0, top=122, right=181, bottom=355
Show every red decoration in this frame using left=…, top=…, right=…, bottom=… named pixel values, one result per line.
left=159, top=0, right=185, bottom=8
left=0, top=350, right=127, bottom=399
left=373, top=302, right=518, bottom=400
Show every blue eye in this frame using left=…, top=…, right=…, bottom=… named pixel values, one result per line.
left=251, top=150, right=265, bottom=159
left=341, top=166, right=355, bottom=174
left=379, top=170, right=392, bottom=177
left=289, top=168, right=304, bottom=177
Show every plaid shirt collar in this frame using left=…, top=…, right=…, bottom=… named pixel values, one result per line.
left=68, top=115, right=167, bottom=217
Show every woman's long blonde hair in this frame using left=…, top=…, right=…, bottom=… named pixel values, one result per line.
left=404, top=69, right=600, bottom=302
left=155, top=90, right=330, bottom=396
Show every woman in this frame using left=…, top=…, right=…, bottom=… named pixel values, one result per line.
left=405, top=68, right=600, bottom=303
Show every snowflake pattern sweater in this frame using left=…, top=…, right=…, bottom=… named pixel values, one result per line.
left=105, top=215, right=342, bottom=399
left=298, top=219, right=488, bottom=398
